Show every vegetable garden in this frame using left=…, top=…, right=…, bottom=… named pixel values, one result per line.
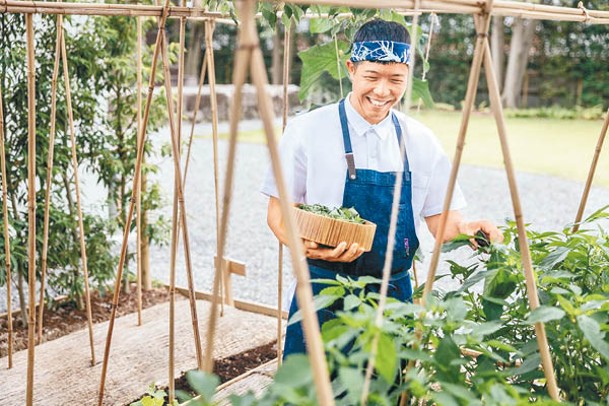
left=1, top=0, right=609, bottom=405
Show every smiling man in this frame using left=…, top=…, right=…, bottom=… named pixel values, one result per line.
left=261, top=19, right=502, bottom=358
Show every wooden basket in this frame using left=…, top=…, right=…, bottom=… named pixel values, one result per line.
left=292, top=206, right=377, bottom=252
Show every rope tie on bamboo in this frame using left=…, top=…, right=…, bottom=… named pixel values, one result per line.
left=578, top=1, right=591, bottom=23
left=1, top=0, right=7, bottom=14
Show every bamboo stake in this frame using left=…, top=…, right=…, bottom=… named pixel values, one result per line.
left=98, top=5, right=172, bottom=404
left=37, top=14, right=63, bottom=345
left=203, top=2, right=334, bottom=404
left=572, top=108, right=609, bottom=232
left=250, top=24, right=336, bottom=406
left=160, top=29, right=204, bottom=370
left=177, top=5, right=186, bottom=145
left=136, top=16, right=143, bottom=327
left=277, top=21, right=292, bottom=366
left=61, top=27, right=96, bottom=367
left=482, top=34, right=560, bottom=401
left=334, top=34, right=343, bottom=98
left=25, top=13, right=36, bottom=406
left=0, top=59, right=13, bottom=370
left=167, top=113, right=178, bottom=403
left=362, top=1, right=422, bottom=403
left=203, top=19, right=226, bottom=313
left=167, top=4, right=187, bottom=401
left=183, top=51, right=207, bottom=184
left=421, top=12, right=490, bottom=304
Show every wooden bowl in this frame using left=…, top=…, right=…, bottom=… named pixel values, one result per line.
left=292, top=206, right=377, bottom=252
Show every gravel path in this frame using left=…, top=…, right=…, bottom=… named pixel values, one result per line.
left=2, top=120, right=608, bottom=312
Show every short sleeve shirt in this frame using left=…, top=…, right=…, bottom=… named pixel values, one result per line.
left=260, top=94, right=466, bottom=236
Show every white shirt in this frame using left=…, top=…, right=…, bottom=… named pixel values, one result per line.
left=261, top=94, right=466, bottom=236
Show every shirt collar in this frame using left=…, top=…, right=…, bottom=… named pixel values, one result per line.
left=344, top=93, right=395, bottom=140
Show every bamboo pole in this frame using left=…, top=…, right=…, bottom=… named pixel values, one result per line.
left=160, top=28, right=204, bottom=368
left=482, top=34, right=560, bottom=401
left=97, top=4, right=172, bottom=404
left=203, top=1, right=334, bottom=404
left=0, top=1, right=224, bottom=18
left=61, top=28, right=96, bottom=367
left=276, top=21, right=292, bottom=365
left=0, top=61, right=13, bottom=370
left=203, top=19, right=227, bottom=313
left=421, top=12, right=491, bottom=304
left=250, top=23, right=336, bottom=406
left=572, top=108, right=609, bottom=232
left=25, top=13, right=36, bottom=406
left=136, top=16, right=143, bottom=327
left=362, top=2, right=422, bottom=403
left=167, top=4, right=186, bottom=401
left=37, top=14, right=63, bottom=345
left=177, top=6, right=186, bottom=145
left=183, top=51, right=207, bottom=184
left=167, top=85, right=179, bottom=406
left=4, top=0, right=609, bottom=24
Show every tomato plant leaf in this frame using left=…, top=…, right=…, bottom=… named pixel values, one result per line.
left=525, top=306, right=566, bottom=324
left=577, top=315, right=609, bottom=361
left=375, top=333, right=397, bottom=383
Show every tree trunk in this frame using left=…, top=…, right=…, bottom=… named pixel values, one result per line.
left=140, top=167, right=152, bottom=290
left=186, top=22, right=204, bottom=79
left=501, top=18, right=537, bottom=108
left=491, top=16, right=505, bottom=93
left=271, top=25, right=282, bottom=85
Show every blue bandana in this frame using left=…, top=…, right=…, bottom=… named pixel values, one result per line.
left=350, top=41, right=411, bottom=64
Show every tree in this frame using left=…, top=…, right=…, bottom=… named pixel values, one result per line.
left=501, top=17, right=537, bottom=108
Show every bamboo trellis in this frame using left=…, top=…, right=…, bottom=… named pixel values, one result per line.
left=276, top=21, right=293, bottom=366
left=25, top=13, right=36, bottom=406
left=204, top=1, right=335, bottom=403
left=5, top=0, right=609, bottom=24
left=97, top=2, right=175, bottom=403
left=2, top=0, right=609, bottom=405
left=0, top=60, right=12, bottom=371
left=136, top=16, right=144, bottom=327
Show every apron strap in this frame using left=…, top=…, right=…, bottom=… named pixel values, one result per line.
left=339, top=98, right=411, bottom=181
left=338, top=100, right=357, bottom=180
left=392, top=112, right=411, bottom=182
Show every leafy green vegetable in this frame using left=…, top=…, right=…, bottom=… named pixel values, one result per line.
left=298, top=204, right=366, bottom=224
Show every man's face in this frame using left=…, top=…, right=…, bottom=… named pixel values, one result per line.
left=346, top=60, right=409, bottom=125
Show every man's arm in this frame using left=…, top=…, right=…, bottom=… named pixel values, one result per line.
left=267, top=196, right=365, bottom=262
left=425, top=210, right=503, bottom=245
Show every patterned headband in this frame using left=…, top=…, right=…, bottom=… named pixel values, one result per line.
left=350, top=41, right=411, bottom=64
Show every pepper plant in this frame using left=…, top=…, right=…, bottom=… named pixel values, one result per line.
left=179, top=207, right=609, bottom=404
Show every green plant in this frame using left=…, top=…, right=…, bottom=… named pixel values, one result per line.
left=181, top=207, right=609, bottom=404
left=130, top=384, right=178, bottom=406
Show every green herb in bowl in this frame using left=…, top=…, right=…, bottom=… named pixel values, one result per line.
left=298, top=204, right=365, bottom=224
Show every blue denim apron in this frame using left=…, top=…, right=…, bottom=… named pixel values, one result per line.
left=283, top=99, right=420, bottom=358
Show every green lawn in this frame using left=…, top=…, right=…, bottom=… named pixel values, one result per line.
left=196, top=110, right=609, bottom=187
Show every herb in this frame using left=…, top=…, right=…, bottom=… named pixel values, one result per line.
left=298, top=204, right=365, bottom=224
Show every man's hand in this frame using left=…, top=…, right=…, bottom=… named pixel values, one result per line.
left=304, top=240, right=365, bottom=262
left=458, top=220, right=504, bottom=249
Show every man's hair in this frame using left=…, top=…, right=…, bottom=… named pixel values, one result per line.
left=353, top=19, right=410, bottom=44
